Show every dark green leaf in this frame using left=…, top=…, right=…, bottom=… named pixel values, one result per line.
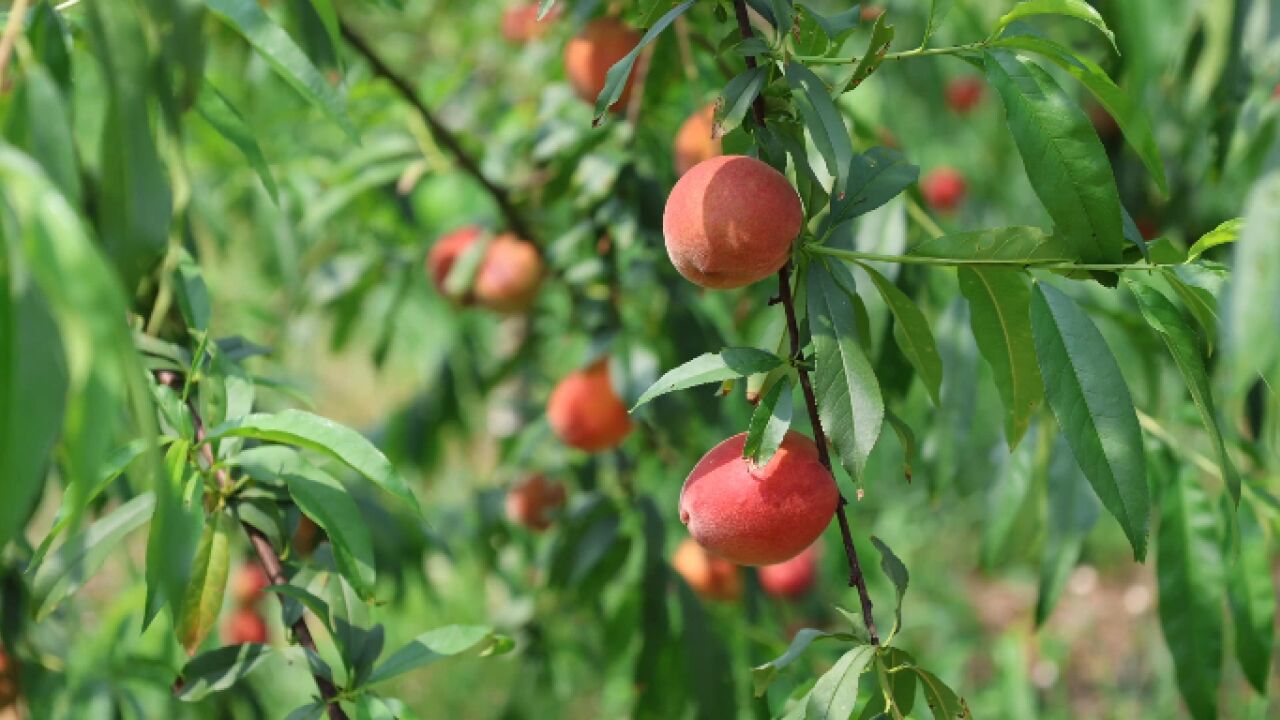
left=593, top=1, right=695, bottom=121
left=1157, top=467, right=1223, bottom=720
left=993, top=0, right=1117, bottom=51
left=751, top=628, right=853, bottom=697
left=5, top=65, right=80, bottom=205
left=1031, top=283, right=1148, bottom=560
left=285, top=464, right=377, bottom=599
left=808, top=261, right=884, bottom=478
left=871, top=536, right=909, bottom=639
left=911, top=226, right=1074, bottom=263
left=858, top=262, right=942, bottom=404
left=196, top=83, right=280, bottom=202
left=177, top=643, right=275, bottom=701
left=1226, top=497, right=1274, bottom=695
left=957, top=267, right=1042, bottom=447
left=714, top=66, right=769, bottom=137
left=805, top=645, right=876, bottom=720
left=786, top=63, right=854, bottom=198
left=846, top=12, right=894, bottom=91
left=831, top=147, right=918, bottom=224
left=984, top=50, right=1126, bottom=263
left=633, top=348, right=784, bottom=409
left=913, top=667, right=972, bottom=719
left=743, top=377, right=793, bottom=466
left=1035, top=432, right=1100, bottom=625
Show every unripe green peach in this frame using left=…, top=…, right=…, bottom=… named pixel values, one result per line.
left=547, top=360, right=632, bottom=452
left=679, top=431, right=837, bottom=565
left=563, top=18, right=640, bottom=109
left=663, top=155, right=803, bottom=289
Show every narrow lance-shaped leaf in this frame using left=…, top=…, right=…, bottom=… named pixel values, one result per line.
left=1227, top=174, right=1280, bottom=391
left=805, top=645, right=876, bottom=720
left=178, top=511, right=235, bottom=653
left=1157, top=467, right=1224, bottom=720
left=366, top=625, right=509, bottom=685
left=593, top=1, right=696, bottom=121
left=923, top=0, right=954, bottom=45
left=912, top=667, right=972, bottom=719
left=1225, top=497, right=1274, bottom=695
left=808, top=261, right=884, bottom=478
left=177, top=643, right=275, bottom=702
left=1030, top=282, right=1148, bottom=560
left=714, top=66, right=768, bottom=138
left=992, top=0, right=1117, bottom=51
left=910, top=225, right=1075, bottom=263
left=144, top=439, right=203, bottom=629
left=857, top=262, right=942, bottom=404
left=208, top=409, right=418, bottom=513
left=830, top=147, right=918, bottom=225
left=786, top=62, right=854, bottom=197
left=751, top=628, right=854, bottom=697
left=1035, top=432, right=1100, bottom=625
left=1126, top=278, right=1239, bottom=505
left=957, top=267, right=1042, bottom=447
left=196, top=83, right=280, bottom=202
left=202, top=0, right=357, bottom=139
left=743, top=376, right=793, bottom=466
left=871, top=536, right=909, bottom=640
left=633, top=348, right=783, bottom=409
left=284, top=464, right=377, bottom=599
left=845, top=12, right=894, bottom=91
left=1186, top=218, right=1242, bottom=262
left=984, top=50, right=1127, bottom=263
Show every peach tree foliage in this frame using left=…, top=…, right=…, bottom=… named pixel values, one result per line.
left=0, top=0, right=1274, bottom=718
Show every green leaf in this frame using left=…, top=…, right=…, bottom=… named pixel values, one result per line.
left=714, top=66, right=769, bottom=138
left=442, top=231, right=491, bottom=300
left=1227, top=497, right=1274, bottom=695
left=1227, top=174, right=1280, bottom=391
left=845, top=12, right=894, bottom=91
left=1157, top=467, right=1224, bottom=720
left=808, top=261, right=884, bottom=478
left=786, top=62, right=854, bottom=198
left=593, top=1, right=695, bottom=121
left=264, top=583, right=334, bottom=636
left=632, top=348, right=784, bottom=409
left=984, top=50, right=1126, bottom=263
left=912, top=667, right=972, bottom=719
left=85, top=3, right=173, bottom=289
left=30, top=493, right=156, bottom=620
left=991, top=35, right=1167, bottom=194
left=857, top=262, right=942, bottom=404
left=830, top=147, right=918, bottom=225
left=923, top=0, right=954, bottom=45
left=144, top=440, right=203, bottom=629
left=178, top=512, right=234, bottom=653
left=1126, top=278, right=1238, bottom=504
left=794, top=2, right=860, bottom=54
left=1031, top=283, right=1148, bottom=560
left=871, top=536, right=909, bottom=640
left=911, top=226, right=1074, bottom=263
left=805, top=645, right=876, bottom=720
left=177, top=643, right=275, bottom=701
left=957, top=267, right=1042, bottom=447
left=202, top=0, right=357, bottom=139
left=285, top=464, right=377, bottom=599
left=174, top=249, right=212, bottom=333
left=1035, top=432, right=1100, bottom=625
left=751, top=628, right=853, bottom=697
left=993, top=0, right=1116, bottom=51
left=5, top=65, right=80, bottom=205
left=210, top=410, right=418, bottom=513
left=1160, top=269, right=1219, bottom=350
left=366, top=625, right=507, bottom=686
left=859, top=648, right=918, bottom=720
left=196, top=83, right=280, bottom=202
left=0, top=281, right=65, bottom=553
left=1186, top=218, right=1242, bottom=263
left=743, top=377, right=793, bottom=466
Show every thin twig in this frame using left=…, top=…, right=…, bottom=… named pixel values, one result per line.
left=731, top=0, right=768, bottom=128
left=156, top=371, right=349, bottom=719
left=0, top=0, right=31, bottom=91
left=339, top=21, right=537, bottom=246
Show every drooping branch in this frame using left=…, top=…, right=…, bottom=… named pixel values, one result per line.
left=730, top=0, right=880, bottom=644
left=155, top=371, right=348, bottom=719
left=339, top=21, right=538, bottom=246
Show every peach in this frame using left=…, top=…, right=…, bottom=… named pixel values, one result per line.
left=861, top=5, right=885, bottom=21
left=293, top=515, right=322, bottom=558
left=547, top=360, right=632, bottom=451
left=672, top=538, right=742, bottom=601
left=564, top=17, right=640, bottom=109
left=662, top=155, right=803, bottom=289
left=232, top=564, right=270, bottom=608
left=505, top=475, right=567, bottom=531
left=921, top=167, right=966, bottom=212
left=427, top=227, right=542, bottom=313
left=224, top=608, right=268, bottom=645
left=679, top=431, right=837, bottom=566
left=945, top=77, right=984, bottom=114
left=502, top=3, right=557, bottom=43
left=674, top=103, right=722, bottom=176
left=759, top=543, right=820, bottom=599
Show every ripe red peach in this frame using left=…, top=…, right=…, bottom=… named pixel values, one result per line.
left=921, top=167, right=966, bottom=213
left=232, top=564, right=270, bottom=608
left=945, top=77, right=984, bottom=114
left=563, top=18, right=640, bottom=109
left=427, top=227, right=543, bottom=313
left=672, top=538, right=742, bottom=601
left=678, top=431, right=838, bottom=566
left=674, top=103, right=722, bottom=176
left=663, top=155, right=803, bottom=289
left=224, top=608, right=269, bottom=645
left=759, top=543, right=820, bottom=599
left=547, top=360, right=633, bottom=451
left=505, top=475, right=567, bottom=531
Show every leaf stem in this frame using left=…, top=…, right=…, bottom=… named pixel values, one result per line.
left=791, top=41, right=990, bottom=65
left=807, top=244, right=1173, bottom=272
